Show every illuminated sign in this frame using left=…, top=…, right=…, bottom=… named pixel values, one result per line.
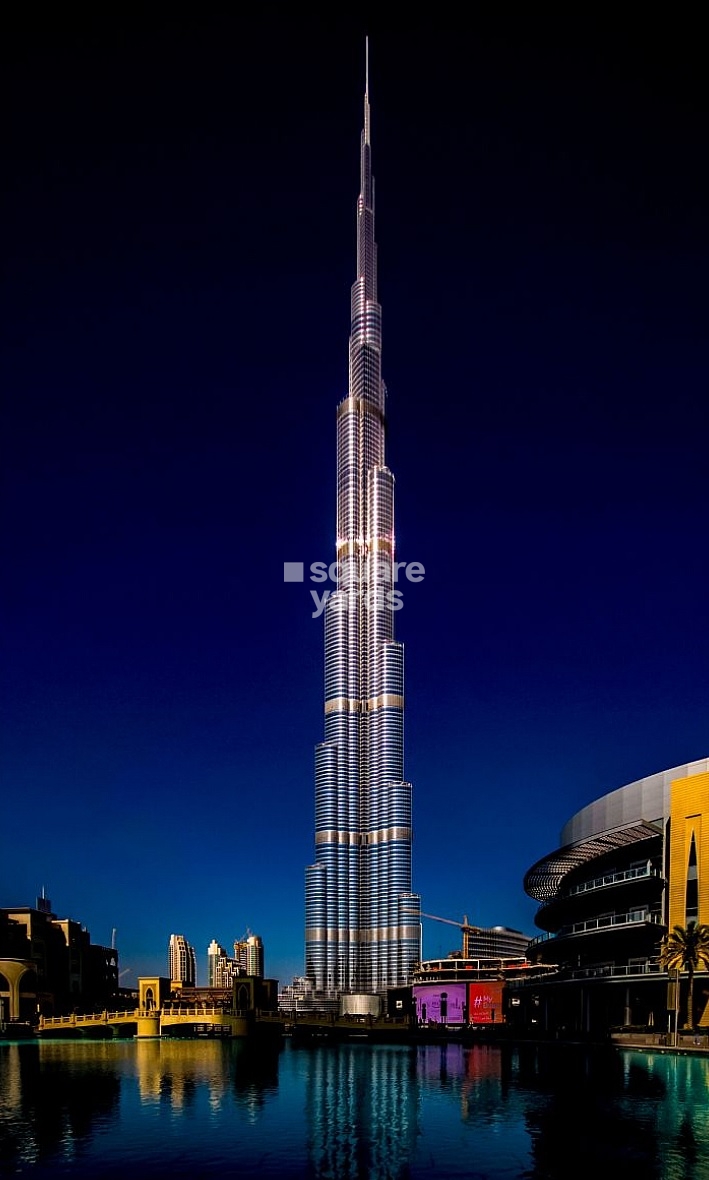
left=413, top=983, right=466, bottom=1024
left=467, top=981, right=503, bottom=1024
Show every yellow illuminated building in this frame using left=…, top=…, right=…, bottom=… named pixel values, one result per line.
left=668, top=771, right=709, bottom=931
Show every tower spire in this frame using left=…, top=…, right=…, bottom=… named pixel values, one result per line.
left=364, top=36, right=370, bottom=146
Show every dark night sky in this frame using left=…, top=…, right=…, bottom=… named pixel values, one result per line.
left=2, top=9, right=707, bottom=985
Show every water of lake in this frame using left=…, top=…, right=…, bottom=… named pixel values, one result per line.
left=1, top=1037, right=708, bottom=1178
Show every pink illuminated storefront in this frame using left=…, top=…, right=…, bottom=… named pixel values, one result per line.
left=413, top=980, right=505, bottom=1025
left=413, top=983, right=467, bottom=1024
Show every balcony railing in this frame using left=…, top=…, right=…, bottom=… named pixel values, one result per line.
left=568, top=961, right=663, bottom=980
left=558, top=909, right=662, bottom=937
left=564, top=864, right=658, bottom=898
left=529, top=911, right=662, bottom=947
left=528, top=931, right=554, bottom=948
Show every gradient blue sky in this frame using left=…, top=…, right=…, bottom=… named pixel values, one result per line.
left=2, top=10, right=707, bottom=987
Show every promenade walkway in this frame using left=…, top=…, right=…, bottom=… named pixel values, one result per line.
left=611, top=1031, right=709, bottom=1056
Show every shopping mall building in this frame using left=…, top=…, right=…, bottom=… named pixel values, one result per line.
left=511, top=758, right=709, bottom=1036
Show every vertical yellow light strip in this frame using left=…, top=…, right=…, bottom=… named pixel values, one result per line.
left=668, top=772, right=709, bottom=930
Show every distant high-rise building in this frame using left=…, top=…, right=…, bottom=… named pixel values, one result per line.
left=207, top=938, right=243, bottom=987
left=304, top=42, right=421, bottom=997
left=245, top=934, right=264, bottom=979
left=233, top=937, right=247, bottom=973
left=168, top=933, right=196, bottom=986
left=207, top=939, right=226, bottom=986
left=233, top=933, right=264, bottom=979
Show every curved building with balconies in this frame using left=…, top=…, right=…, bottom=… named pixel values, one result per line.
left=517, top=758, right=709, bottom=1034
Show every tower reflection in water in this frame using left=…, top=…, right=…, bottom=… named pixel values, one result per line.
left=5, top=1040, right=709, bottom=1177
left=303, top=1044, right=420, bottom=1180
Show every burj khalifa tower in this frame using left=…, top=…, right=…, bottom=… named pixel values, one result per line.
left=305, top=45, right=422, bottom=997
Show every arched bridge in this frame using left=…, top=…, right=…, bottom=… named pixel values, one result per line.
left=38, top=1008, right=285, bottom=1037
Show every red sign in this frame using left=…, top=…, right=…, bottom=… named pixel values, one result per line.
left=467, top=981, right=503, bottom=1024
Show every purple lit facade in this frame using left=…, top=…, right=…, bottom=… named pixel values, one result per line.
left=413, top=984, right=467, bottom=1024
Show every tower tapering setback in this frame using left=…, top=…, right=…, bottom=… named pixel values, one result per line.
left=305, top=44, right=422, bottom=997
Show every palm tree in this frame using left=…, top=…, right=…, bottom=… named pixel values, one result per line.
left=659, top=922, right=709, bottom=1029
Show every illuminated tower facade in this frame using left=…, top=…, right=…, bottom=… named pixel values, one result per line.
left=305, top=46, right=422, bottom=996
left=168, top=933, right=196, bottom=987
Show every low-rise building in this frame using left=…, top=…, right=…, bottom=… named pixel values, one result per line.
left=0, top=895, right=118, bottom=1020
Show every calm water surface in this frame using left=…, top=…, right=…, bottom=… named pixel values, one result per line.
left=1, top=1038, right=708, bottom=1179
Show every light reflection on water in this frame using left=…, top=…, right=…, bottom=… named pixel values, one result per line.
left=1, top=1037, right=708, bottom=1178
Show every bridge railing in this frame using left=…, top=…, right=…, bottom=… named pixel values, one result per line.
left=161, top=1007, right=249, bottom=1018
left=39, top=1006, right=280, bottom=1028
left=40, top=1010, right=141, bottom=1026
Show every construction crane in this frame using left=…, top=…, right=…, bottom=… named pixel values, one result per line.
left=404, top=909, right=483, bottom=959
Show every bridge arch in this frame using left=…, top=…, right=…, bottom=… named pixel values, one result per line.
left=0, top=959, right=35, bottom=1021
